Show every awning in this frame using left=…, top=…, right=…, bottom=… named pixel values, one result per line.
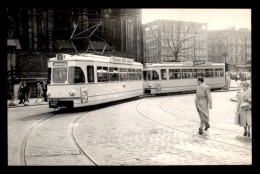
left=7, top=39, right=21, bottom=49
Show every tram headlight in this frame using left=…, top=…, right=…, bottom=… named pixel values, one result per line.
left=46, top=91, right=51, bottom=96
left=148, top=84, right=152, bottom=88
left=69, top=90, right=76, bottom=96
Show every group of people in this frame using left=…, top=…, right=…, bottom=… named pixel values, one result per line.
left=18, top=81, right=47, bottom=104
left=195, top=76, right=251, bottom=137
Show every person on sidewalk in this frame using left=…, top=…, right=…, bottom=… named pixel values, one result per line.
left=18, top=82, right=25, bottom=104
left=195, top=76, right=212, bottom=135
left=42, top=81, right=48, bottom=102
left=236, top=81, right=252, bottom=137
left=35, top=81, right=43, bottom=102
left=23, top=82, right=30, bottom=103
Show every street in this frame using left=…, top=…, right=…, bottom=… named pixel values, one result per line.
left=7, top=86, right=252, bottom=166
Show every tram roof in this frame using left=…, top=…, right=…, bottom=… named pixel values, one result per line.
left=144, top=62, right=224, bottom=67
left=48, top=53, right=142, bottom=66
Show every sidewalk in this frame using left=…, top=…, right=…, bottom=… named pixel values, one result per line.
left=7, top=98, right=48, bottom=108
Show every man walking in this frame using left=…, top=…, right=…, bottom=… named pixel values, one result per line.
left=195, top=76, right=212, bottom=135
left=42, top=81, right=48, bottom=102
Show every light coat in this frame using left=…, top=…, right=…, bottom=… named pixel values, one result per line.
left=237, top=88, right=251, bottom=126
left=195, top=83, right=212, bottom=124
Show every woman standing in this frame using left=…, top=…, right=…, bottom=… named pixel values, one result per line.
left=35, top=82, right=43, bottom=102
left=236, top=81, right=252, bottom=137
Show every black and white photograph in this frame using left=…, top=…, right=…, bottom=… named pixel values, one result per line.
left=7, top=8, right=252, bottom=166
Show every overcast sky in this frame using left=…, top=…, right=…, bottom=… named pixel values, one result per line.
left=141, top=9, right=251, bottom=31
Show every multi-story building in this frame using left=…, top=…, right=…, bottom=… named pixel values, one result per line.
left=143, top=19, right=208, bottom=63
left=7, top=8, right=143, bottom=99
left=208, top=27, right=251, bottom=72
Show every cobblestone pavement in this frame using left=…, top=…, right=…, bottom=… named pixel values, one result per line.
left=24, top=110, right=96, bottom=166
left=73, top=91, right=251, bottom=165
left=8, top=90, right=251, bottom=166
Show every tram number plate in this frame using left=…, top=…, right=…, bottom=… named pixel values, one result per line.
left=80, top=87, right=88, bottom=103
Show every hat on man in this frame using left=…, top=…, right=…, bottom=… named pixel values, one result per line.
left=241, top=81, right=249, bottom=87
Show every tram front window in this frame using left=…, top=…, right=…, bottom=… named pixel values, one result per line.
left=53, top=68, right=67, bottom=83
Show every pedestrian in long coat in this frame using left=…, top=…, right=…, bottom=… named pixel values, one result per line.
left=236, top=81, right=251, bottom=137
left=35, top=82, right=43, bottom=102
left=42, top=81, right=48, bottom=102
left=23, top=82, right=30, bottom=103
left=18, top=82, right=25, bottom=104
left=195, top=76, right=212, bottom=135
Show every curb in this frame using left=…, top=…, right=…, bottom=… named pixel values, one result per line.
left=214, top=88, right=240, bottom=92
left=7, top=101, right=48, bottom=108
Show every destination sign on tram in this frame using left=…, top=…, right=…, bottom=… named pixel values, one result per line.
left=53, top=62, right=68, bottom=66
left=111, top=56, right=134, bottom=64
left=193, top=60, right=205, bottom=66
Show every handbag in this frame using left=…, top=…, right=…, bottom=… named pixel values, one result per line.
left=241, top=102, right=251, bottom=109
left=235, top=112, right=240, bottom=124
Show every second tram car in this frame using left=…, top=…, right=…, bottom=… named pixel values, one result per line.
left=143, top=62, right=226, bottom=94
left=47, top=53, right=144, bottom=108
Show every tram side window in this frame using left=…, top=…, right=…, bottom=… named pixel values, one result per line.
left=152, top=70, right=159, bottom=80
left=136, top=69, right=142, bottom=80
left=161, top=69, right=167, bottom=80
left=87, top=66, right=95, bottom=83
left=124, top=68, right=128, bottom=81
left=143, top=70, right=148, bottom=81
left=109, top=67, right=119, bottom=81
left=169, top=69, right=181, bottom=79
left=182, top=69, right=193, bottom=79
left=205, top=69, right=214, bottom=78
left=53, top=67, right=67, bottom=83
left=47, top=68, right=51, bottom=84
left=214, top=68, right=224, bottom=77
left=97, top=66, right=103, bottom=82
left=119, top=68, right=125, bottom=81
left=132, top=69, right=136, bottom=80
left=193, top=69, right=204, bottom=78
left=127, top=68, right=136, bottom=80
left=97, top=66, right=109, bottom=82
left=68, top=67, right=85, bottom=84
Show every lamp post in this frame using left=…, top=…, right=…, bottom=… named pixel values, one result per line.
left=193, top=32, right=197, bottom=61
left=223, top=52, right=228, bottom=89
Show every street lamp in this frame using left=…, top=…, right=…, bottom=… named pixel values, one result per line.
left=193, top=32, right=197, bottom=61
left=223, top=52, right=228, bottom=89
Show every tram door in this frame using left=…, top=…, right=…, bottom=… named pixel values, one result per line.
left=151, top=70, right=161, bottom=91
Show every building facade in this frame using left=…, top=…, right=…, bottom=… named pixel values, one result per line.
left=208, top=27, right=251, bottom=72
left=7, top=8, right=143, bottom=99
left=143, top=20, right=208, bottom=63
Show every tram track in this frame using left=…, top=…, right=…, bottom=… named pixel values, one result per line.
left=20, top=112, right=58, bottom=166
left=135, top=99, right=251, bottom=151
left=71, top=112, right=98, bottom=166
left=20, top=108, right=99, bottom=166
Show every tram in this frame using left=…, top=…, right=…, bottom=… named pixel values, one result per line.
left=47, top=53, right=144, bottom=108
left=143, top=61, right=226, bottom=94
